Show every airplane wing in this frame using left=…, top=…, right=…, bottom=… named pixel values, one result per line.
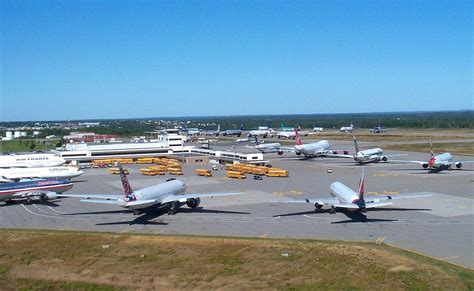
left=277, top=197, right=339, bottom=206
left=364, top=202, right=393, bottom=208
left=325, top=153, right=353, bottom=159
left=161, top=192, right=244, bottom=204
left=387, top=159, right=425, bottom=165
left=279, top=147, right=296, bottom=153
left=364, top=193, right=432, bottom=203
left=59, top=194, right=121, bottom=200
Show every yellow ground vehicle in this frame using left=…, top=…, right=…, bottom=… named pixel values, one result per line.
left=195, top=169, right=212, bottom=177
left=227, top=171, right=246, bottom=179
left=251, top=167, right=269, bottom=176
left=115, top=158, right=133, bottom=164
left=266, top=168, right=289, bottom=177
left=148, top=165, right=167, bottom=172
left=109, top=167, right=129, bottom=175
left=136, top=158, right=154, bottom=164
left=140, top=168, right=158, bottom=176
left=168, top=167, right=183, bottom=175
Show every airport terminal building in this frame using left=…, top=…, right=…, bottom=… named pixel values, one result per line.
left=53, top=129, right=264, bottom=165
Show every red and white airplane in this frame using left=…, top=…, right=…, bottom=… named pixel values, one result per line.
left=391, top=140, right=474, bottom=172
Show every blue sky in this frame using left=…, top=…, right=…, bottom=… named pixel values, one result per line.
left=1, top=0, right=472, bottom=121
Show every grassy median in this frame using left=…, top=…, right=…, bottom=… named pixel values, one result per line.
left=0, top=229, right=472, bottom=290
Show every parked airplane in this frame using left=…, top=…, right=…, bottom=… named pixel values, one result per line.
left=250, top=136, right=292, bottom=155
left=185, top=128, right=201, bottom=135
left=0, top=178, right=73, bottom=204
left=292, top=129, right=348, bottom=158
left=370, top=125, right=388, bottom=133
left=313, top=127, right=324, bottom=132
left=222, top=124, right=244, bottom=137
left=391, top=140, right=474, bottom=172
left=340, top=122, right=354, bottom=133
left=60, top=163, right=243, bottom=215
left=0, top=166, right=83, bottom=182
left=279, top=169, right=430, bottom=219
left=247, top=127, right=275, bottom=138
left=0, top=153, right=66, bottom=168
left=330, top=137, right=400, bottom=164
left=204, top=124, right=220, bottom=136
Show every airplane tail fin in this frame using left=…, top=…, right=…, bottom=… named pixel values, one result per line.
left=429, top=139, right=434, bottom=157
left=358, top=168, right=365, bottom=201
left=353, top=136, right=360, bottom=153
left=294, top=128, right=303, bottom=145
left=117, top=162, right=133, bottom=197
left=217, top=124, right=220, bottom=132
left=254, top=135, right=260, bottom=145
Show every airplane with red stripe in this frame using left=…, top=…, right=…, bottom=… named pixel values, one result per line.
left=278, top=168, right=431, bottom=219
left=390, top=140, right=474, bottom=172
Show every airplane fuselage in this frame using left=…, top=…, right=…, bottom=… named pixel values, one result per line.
left=118, top=179, right=187, bottom=209
left=0, top=154, right=66, bottom=168
left=0, top=167, right=83, bottom=181
left=329, top=182, right=362, bottom=210
left=0, top=178, right=73, bottom=201
left=295, top=140, right=331, bottom=157
left=255, top=143, right=282, bottom=153
left=354, top=148, right=385, bottom=163
left=426, top=153, right=454, bottom=169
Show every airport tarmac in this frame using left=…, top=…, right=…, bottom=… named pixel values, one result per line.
left=0, top=147, right=473, bottom=268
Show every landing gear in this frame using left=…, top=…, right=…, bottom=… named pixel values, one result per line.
left=24, top=198, right=32, bottom=205
left=168, top=202, right=178, bottom=215
left=329, top=206, right=336, bottom=214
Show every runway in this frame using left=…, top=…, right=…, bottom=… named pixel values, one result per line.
left=1, top=149, right=473, bottom=268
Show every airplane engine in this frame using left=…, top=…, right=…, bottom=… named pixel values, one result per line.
left=455, top=162, right=462, bottom=169
left=186, top=198, right=201, bottom=208
left=381, top=156, right=388, bottom=162
left=422, top=163, right=429, bottom=169
left=296, top=151, right=302, bottom=156
left=332, top=150, right=339, bottom=154
left=277, top=151, right=284, bottom=156
left=40, top=192, right=58, bottom=202
left=314, top=203, right=323, bottom=209
left=343, top=150, right=349, bottom=155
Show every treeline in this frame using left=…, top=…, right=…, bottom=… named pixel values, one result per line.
left=187, top=111, right=474, bottom=130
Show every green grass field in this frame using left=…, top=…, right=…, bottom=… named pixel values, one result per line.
left=384, top=142, right=474, bottom=156
left=0, top=230, right=472, bottom=290
left=0, top=139, right=59, bottom=153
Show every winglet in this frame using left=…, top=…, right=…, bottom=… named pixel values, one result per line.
left=353, top=136, right=360, bottom=153
left=358, top=168, right=365, bottom=201
left=117, top=162, right=133, bottom=197
left=294, top=128, right=302, bottom=145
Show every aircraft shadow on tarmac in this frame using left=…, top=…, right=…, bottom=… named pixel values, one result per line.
left=0, top=200, right=61, bottom=207
left=274, top=207, right=431, bottom=224
left=65, top=206, right=250, bottom=226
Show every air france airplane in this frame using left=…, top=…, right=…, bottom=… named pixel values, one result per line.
left=61, top=163, right=243, bottom=215
left=280, top=169, right=430, bottom=218
left=0, top=153, right=65, bottom=168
